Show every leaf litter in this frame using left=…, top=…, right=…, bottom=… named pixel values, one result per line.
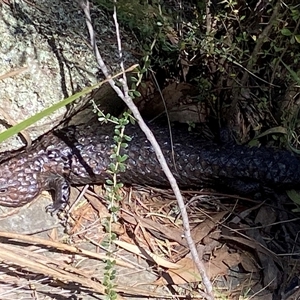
left=1, top=185, right=300, bottom=299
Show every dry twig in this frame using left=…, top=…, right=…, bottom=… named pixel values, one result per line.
left=78, top=1, right=214, bottom=298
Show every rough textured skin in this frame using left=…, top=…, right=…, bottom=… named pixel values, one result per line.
left=0, top=122, right=300, bottom=210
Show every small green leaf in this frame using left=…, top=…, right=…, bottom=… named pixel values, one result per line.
left=133, top=90, right=141, bottom=97
left=115, top=182, right=124, bottom=188
left=144, top=59, right=151, bottom=69
left=108, top=163, right=117, bottom=172
left=287, top=189, right=300, bottom=205
left=273, top=45, right=284, bottom=52
left=130, top=76, right=138, bottom=82
left=119, top=154, right=128, bottom=162
left=140, top=67, right=148, bottom=74
left=295, top=35, right=300, bottom=44
left=119, top=164, right=126, bottom=172
left=124, top=135, right=132, bottom=142
left=120, top=142, right=128, bottom=148
left=113, top=136, right=120, bottom=143
left=105, top=179, right=113, bottom=185
left=281, top=28, right=292, bottom=36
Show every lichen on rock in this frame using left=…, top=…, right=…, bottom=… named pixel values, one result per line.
left=0, top=0, right=136, bottom=151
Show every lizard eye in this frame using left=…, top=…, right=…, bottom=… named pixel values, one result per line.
left=0, top=188, right=7, bottom=193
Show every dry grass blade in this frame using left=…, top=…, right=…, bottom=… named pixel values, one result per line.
left=0, top=242, right=177, bottom=299
left=114, top=240, right=181, bottom=269
left=0, top=243, right=117, bottom=298
left=0, top=231, right=133, bottom=268
left=0, top=231, right=175, bottom=298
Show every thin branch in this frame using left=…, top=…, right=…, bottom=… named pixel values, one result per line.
left=231, top=0, right=282, bottom=110
left=78, top=1, right=214, bottom=298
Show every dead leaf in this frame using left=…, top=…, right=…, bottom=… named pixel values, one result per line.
left=191, top=211, right=227, bottom=243
left=154, top=257, right=200, bottom=285
left=221, top=234, right=278, bottom=260
left=207, top=247, right=240, bottom=279
left=140, top=82, right=199, bottom=119
left=154, top=246, right=240, bottom=285
left=239, top=251, right=259, bottom=273
left=255, top=206, right=277, bottom=232
left=122, top=212, right=188, bottom=247
left=169, top=102, right=210, bottom=123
